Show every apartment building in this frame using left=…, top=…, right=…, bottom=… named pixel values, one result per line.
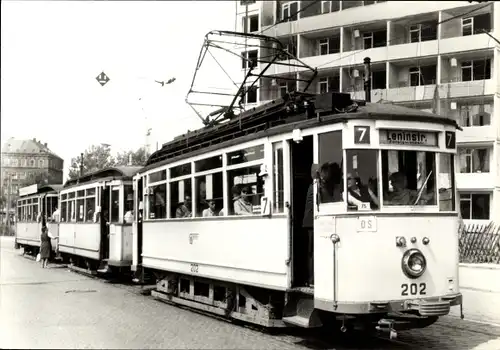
left=1, top=138, right=64, bottom=200
left=236, top=0, right=500, bottom=223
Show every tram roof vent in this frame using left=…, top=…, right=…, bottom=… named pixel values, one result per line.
left=315, top=92, right=353, bottom=114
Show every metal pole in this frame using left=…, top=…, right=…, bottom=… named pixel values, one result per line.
left=6, top=174, right=11, bottom=232
left=363, top=57, right=372, bottom=103
left=79, top=153, right=84, bottom=177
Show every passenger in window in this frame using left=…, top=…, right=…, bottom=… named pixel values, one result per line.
left=386, top=172, right=433, bottom=205
left=344, top=173, right=379, bottom=210
left=234, top=186, right=253, bottom=215
left=319, top=162, right=342, bottom=202
left=202, top=200, right=218, bottom=217
left=176, top=196, right=192, bottom=218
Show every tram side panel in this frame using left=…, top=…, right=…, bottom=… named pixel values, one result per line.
left=314, top=215, right=460, bottom=313
left=58, top=223, right=101, bottom=260
left=109, top=223, right=133, bottom=266
left=15, top=222, right=41, bottom=248
left=142, top=217, right=290, bottom=290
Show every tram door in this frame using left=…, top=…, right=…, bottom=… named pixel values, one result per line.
left=137, top=177, right=144, bottom=268
left=290, top=135, right=314, bottom=287
left=100, top=186, right=111, bottom=260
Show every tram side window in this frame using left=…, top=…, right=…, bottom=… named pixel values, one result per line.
left=17, top=205, right=22, bottom=222
left=68, top=192, right=76, bottom=222
left=61, top=201, right=67, bottom=222
left=345, top=150, right=380, bottom=211
left=26, top=199, right=32, bottom=221
left=381, top=150, right=437, bottom=206
left=85, top=188, right=96, bottom=222
left=318, top=131, right=343, bottom=203
left=228, top=166, right=264, bottom=216
left=170, top=179, right=192, bottom=218
left=76, top=190, right=85, bottom=222
left=148, top=183, right=167, bottom=219
left=124, top=185, right=134, bottom=216
left=110, top=189, right=120, bottom=223
left=47, top=197, right=59, bottom=222
left=438, top=154, right=455, bottom=211
left=273, top=142, right=285, bottom=214
left=195, top=173, right=223, bottom=217
left=32, top=200, right=39, bottom=222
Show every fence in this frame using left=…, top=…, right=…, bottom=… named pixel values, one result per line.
left=459, top=223, right=500, bottom=264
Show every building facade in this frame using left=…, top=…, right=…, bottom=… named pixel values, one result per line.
left=236, top=0, right=500, bottom=224
left=1, top=138, right=64, bottom=200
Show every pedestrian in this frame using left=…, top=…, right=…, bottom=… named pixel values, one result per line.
left=40, top=226, right=58, bottom=268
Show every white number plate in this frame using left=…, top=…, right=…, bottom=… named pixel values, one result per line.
left=357, top=216, right=377, bottom=232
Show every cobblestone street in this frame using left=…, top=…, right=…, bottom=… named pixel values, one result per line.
left=1, top=237, right=499, bottom=349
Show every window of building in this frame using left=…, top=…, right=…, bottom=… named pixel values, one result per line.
left=321, top=0, right=331, bottom=13
left=461, top=59, right=491, bottom=81
left=409, top=23, right=437, bottom=43
left=243, top=14, right=259, bottom=33
left=459, top=103, right=492, bottom=127
left=279, top=82, right=288, bottom=97
left=29, top=159, right=35, bottom=167
left=11, top=159, right=19, bottom=167
left=363, top=30, right=386, bottom=49
left=243, top=85, right=258, bottom=104
left=372, top=70, right=387, bottom=89
left=345, top=150, right=379, bottom=211
left=318, top=77, right=328, bottom=94
left=38, top=159, right=44, bottom=168
left=382, top=150, right=437, bottom=206
left=272, top=142, right=285, bottom=213
left=21, top=159, right=27, bottom=167
left=318, top=131, right=343, bottom=204
left=318, top=36, right=340, bottom=55
left=317, top=76, right=340, bottom=94
left=438, top=154, right=455, bottom=211
left=458, top=148, right=490, bottom=173
left=462, top=13, right=492, bottom=36
left=282, top=1, right=298, bottom=21
left=241, top=50, right=258, bottom=69
left=409, top=65, right=436, bottom=86
left=460, top=193, right=490, bottom=220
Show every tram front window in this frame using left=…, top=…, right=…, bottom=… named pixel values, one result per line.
left=345, top=150, right=380, bottom=211
left=382, top=150, right=437, bottom=206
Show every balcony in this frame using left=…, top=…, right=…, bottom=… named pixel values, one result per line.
left=457, top=126, right=496, bottom=144
left=440, top=79, right=495, bottom=99
left=438, top=33, right=495, bottom=55
left=456, top=173, right=494, bottom=191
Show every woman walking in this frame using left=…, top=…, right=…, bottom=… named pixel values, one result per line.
left=40, top=226, right=57, bottom=268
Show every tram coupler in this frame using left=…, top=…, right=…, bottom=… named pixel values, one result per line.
left=375, top=319, right=397, bottom=340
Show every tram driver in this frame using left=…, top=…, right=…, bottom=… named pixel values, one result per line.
left=386, top=172, right=433, bottom=205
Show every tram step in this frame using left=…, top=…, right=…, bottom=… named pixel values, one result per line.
left=283, top=315, right=318, bottom=328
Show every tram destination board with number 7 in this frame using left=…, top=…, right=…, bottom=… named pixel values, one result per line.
left=379, top=129, right=438, bottom=147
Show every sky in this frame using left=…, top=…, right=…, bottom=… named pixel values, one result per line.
left=1, top=0, right=240, bottom=180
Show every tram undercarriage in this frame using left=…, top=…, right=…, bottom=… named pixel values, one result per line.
left=146, top=269, right=445, bottom=338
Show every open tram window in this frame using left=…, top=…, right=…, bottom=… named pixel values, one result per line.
left=272, top=142, right=285, bottom=214
left=170, top=179, right=192, bottom=218
left=381, top=150, right=437, bottom=206
left=32, top=199, right=39, bottom=222
left=228, top=165, right=264, bottom=216
left=345, top=150, right=380, bottom=211
left=76, top=190, right=85, bottom=222
left=110, top=188, right=120, bottom=223
left=123, top=185, right=134, bottom=223
left=85, top=188, right=96, bottom=221
left=149, top=183, right=167, bottom=219
left=195, top=173, right=223, bottom=217
left=438, top=154, right=455, bottom=211
left=318, top=131, right=343, bottom=204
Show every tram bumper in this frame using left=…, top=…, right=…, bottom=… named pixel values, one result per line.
left=405, top=293, right=462, bottom=316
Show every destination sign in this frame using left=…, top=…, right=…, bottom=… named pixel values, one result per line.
left=379, top=129, right=437, bottom=147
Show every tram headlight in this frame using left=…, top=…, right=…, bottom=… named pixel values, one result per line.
left=401, top=249, right=427, bottom=278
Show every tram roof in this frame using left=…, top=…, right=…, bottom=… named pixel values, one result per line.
left=63, top=166, right=142, bottom=188
left=142, top=93, right=459, bottom=172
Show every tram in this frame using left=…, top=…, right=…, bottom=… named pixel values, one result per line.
left=15, top=183, right=62, bottom=256
left=56, top=167, right=141, bottom=273
left=130, top=90, right=462, bottom=336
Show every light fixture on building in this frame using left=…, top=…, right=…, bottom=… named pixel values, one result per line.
left=450, top=58, right=457, bottom=67
left=271, top=78, right=278, bottom=86
left=450, top=102, right=457, bottom=110
left=354, top=29, right=360, bottom=38
left=352, top=69, right=360, bottom=78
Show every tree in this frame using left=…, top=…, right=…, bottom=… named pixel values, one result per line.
left=68, top=144, right=116, bottom=180
left=114, top=147, right=148, bottom=166
left=19, top=172, right=50, bottom=187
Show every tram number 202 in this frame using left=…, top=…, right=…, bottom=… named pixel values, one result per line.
left=190, top=263, right=199, bottom=273
left=401, top=283, right=426, bottom=296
